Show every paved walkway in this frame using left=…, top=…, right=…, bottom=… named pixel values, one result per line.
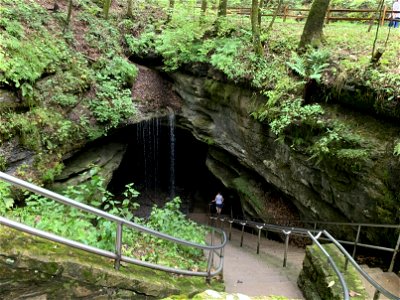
left=189, top=213, right=400, bottom=300
left=189, top=213, right=305, bottom=299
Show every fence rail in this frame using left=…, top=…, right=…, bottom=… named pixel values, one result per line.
left=224, top=6, right=400, bottom=25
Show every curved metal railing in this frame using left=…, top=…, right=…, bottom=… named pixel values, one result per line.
left=210, top=216, right=399, bottom=300
left=0, top=171, right=227, bottom=281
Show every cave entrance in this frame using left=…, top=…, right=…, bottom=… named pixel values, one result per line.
left=107, top=115, right=242, bottom=219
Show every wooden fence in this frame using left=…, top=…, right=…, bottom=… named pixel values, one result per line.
left=225, top=6, right=399, bottom=26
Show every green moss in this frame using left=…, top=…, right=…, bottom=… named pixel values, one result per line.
left=0, top=226, right=215, bottom=298
left=298, top=244, right=368, bottom=300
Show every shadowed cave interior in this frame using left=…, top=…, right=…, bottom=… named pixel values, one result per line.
left=107, top=117, right=243, bottom=219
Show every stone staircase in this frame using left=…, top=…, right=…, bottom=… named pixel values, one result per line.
left=360, top=265, right=400, bottom=299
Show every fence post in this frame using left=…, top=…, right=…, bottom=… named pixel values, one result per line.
left=381, top=5, right=387, bottom=26
left=326, top=6, right=331, bottom=24
left=114, top=222, right=123, bottom=270
left=283, top=5, right=288, bottom=22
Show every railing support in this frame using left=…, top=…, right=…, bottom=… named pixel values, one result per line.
left=240, top=222, right=246, bottom=247
left=282, top=230, right=291, bottom=267
left=388, top=230, right=400, bottom=272
left=256, top=225, right=263, bottom=254
left=373, top=290, right=381, bottom=300
left=114, top=222, right=123, bottom=270
left=346, top=224, right=361, bottom=271
left=228, top=220, right=233, bottom=241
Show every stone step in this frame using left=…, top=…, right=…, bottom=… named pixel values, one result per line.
left=360, top=271, right=399, bottom=300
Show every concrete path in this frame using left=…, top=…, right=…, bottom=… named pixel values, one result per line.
left=189, top=213, right=400, bottom=300
left=189, top=213, right=305, bottom=299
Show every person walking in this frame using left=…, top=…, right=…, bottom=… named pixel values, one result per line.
left=213, top=192, right=224, bottom=215
left=389, top=0, right=400, bottom=28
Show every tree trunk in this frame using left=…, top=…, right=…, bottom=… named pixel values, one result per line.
left=251, top=0, right=263, bottom=55
left=201, top=0, right=207, bottom=15
left=65, top=0, right=73, bottom=30
left=258, top=0, right=270, bottom=26
left=127, top=0, right=132, bottom=17
left=103, top=0, right=112, bottom=19
left=218, top=0, right=227, bottom=17
left=298, top=0, right=331, bottom=51
left=167, top=0, right=175, bottom=22
left=266, top=0, right=283, bottom=33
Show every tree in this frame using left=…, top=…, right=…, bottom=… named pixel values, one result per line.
left=251, top=0, right=263, bottom=55
left=103, top=0, right=112, bottom=19
left=218, top=0, right=227, bottom=17
left=201, top=0, right=207, bottom=15
left=127, top=0, right=133, bottom=18
left=298, top=0, right=331, bottom=51
left=167, top=0, right=175, bottom=22
left=65, top=0, right=73, bottom=31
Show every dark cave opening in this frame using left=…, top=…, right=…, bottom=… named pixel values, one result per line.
left=107, top=117, right=242, bottom=219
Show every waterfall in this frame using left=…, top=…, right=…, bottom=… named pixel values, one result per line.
left=169, top=112, right=176, bottom=199
left=137, top=118, right=160, bottom=193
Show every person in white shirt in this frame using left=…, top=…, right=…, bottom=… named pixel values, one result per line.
left=213, top=192, right=224, bottom=215
left=389, top=0, right=400, bottom=28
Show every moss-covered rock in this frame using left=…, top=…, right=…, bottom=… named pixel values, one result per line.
left=0, top=226, right=220, bottom=299
left=297, top=243, right=368, bottom=300
left=163, top=289, right=290, bottom=300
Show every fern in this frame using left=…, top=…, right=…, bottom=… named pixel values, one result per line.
left=394, top=142, right=400, bottom=156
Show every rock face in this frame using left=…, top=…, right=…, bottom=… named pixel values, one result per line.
left=0, top=226, right=215, bottom=299
left=170, top=72, right=396, bottom=234
left=50, top=141, right=127, bottom=192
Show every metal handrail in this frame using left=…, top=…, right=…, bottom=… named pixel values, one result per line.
left=213, top=216, right=399, bottom=300
left=228, top=217, right=400, bottom=272
left=308, top=231, right=350, bottom=300
left=0, top=172, right=227, bottom=280
left=320, top=230, right=399, bottom=300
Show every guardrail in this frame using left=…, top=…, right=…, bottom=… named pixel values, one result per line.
left=0, top=172, right=227, bottom=281
left=209, top=216, right=399, bottom=300
left=217, top=216, right=400, bottom=273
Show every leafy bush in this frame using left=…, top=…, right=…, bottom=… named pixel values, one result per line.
left=3, top=168, right=207, bottom=270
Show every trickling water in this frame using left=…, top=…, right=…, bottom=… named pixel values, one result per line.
left=169, top=113, right=176, bottom=199
left=136, top=119, right=161, bottom=193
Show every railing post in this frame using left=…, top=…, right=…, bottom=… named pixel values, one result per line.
left=283, top=230, right=291, bottom=267
left=220, top=217, right=225, bottom=229
left=388, top=230, right=400, bottom=272
left=373, top=290, right=381, bottom=300
left=256, top=225, right=263, bottom=254
left=206, top=227, right=215, bottom=283
left=240, top=222, right=246, bottom=247
left=346, top=225, right=361, bottom=271
left=228, top=220, right=233, bottom=241
left=114, top=222, right=123, bottom=270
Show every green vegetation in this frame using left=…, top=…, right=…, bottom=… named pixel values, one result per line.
left=0, top=0, right=138, bottom=180
left=0, top=168, right=208, bottom=270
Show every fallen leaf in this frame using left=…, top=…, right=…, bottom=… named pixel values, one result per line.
left=349, top=290, right=362, bottom=297
left=327, top=280, right=335, bottom=287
